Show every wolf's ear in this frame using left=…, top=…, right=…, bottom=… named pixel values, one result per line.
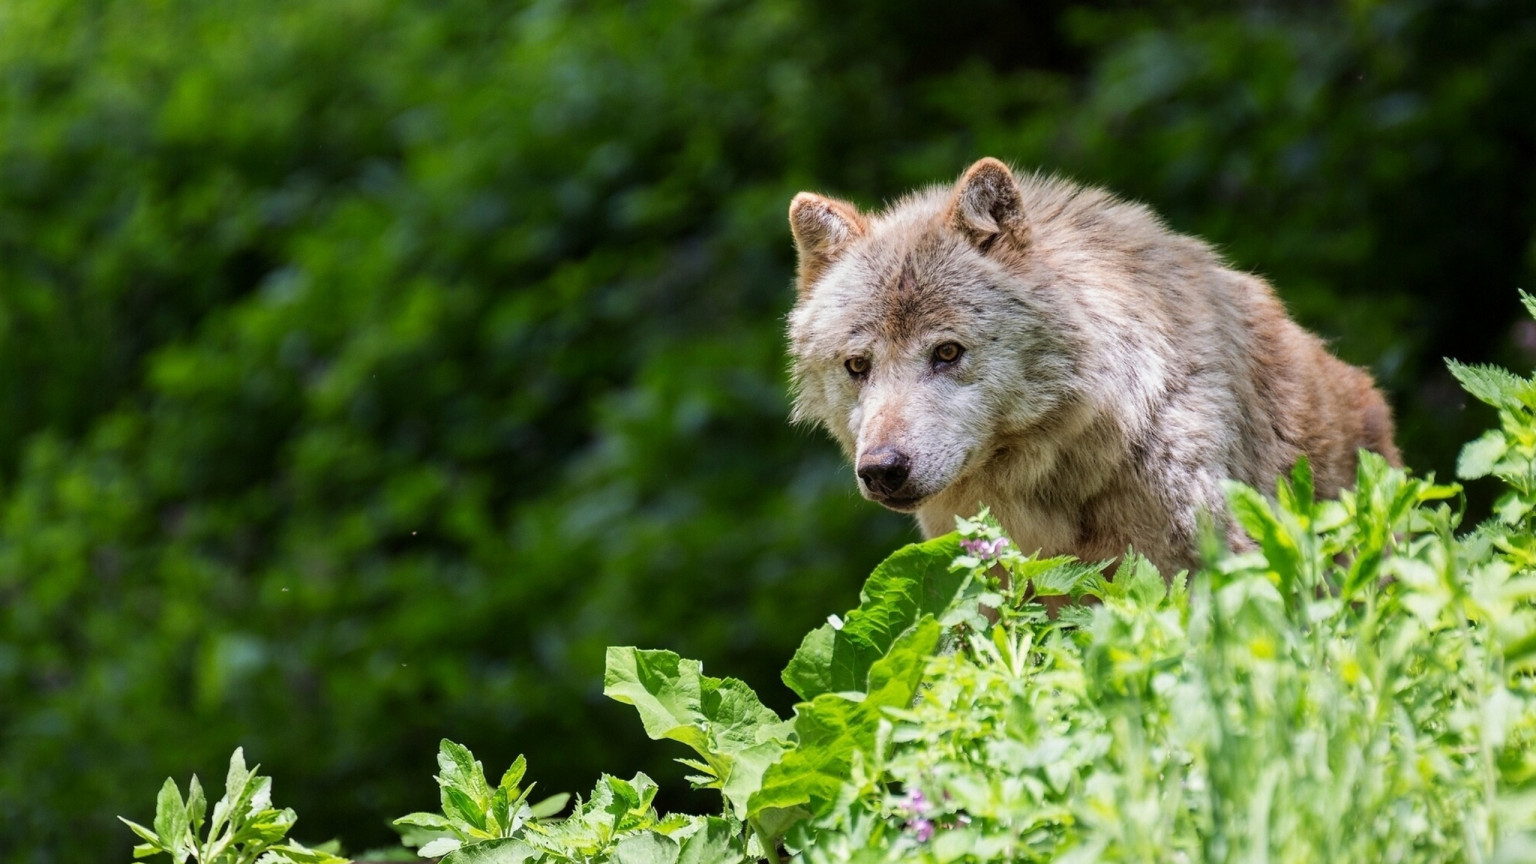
left=789, top=192, right=867, bottom=293
left=948, top=157, right=1029, bottom=253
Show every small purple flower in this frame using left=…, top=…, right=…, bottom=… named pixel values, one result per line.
left=899, top=788, right=936, bottom=842
left=912, top=818, right=935, bottom=843
left=960, top=536, right=1010, bottom=560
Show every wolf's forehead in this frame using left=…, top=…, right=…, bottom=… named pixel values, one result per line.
left=840, top=246, right=975, bottom=343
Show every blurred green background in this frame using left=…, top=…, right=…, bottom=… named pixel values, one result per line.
left=1, top=0, right=1533, bottom=859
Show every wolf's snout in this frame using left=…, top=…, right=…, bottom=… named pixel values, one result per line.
left=857, top=448, right=911, bottom=497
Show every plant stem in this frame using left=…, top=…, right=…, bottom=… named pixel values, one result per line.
left=752, top=822, right=781, bottom=864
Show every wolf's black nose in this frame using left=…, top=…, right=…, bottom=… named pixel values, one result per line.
left=857, top=449, right=911, bottom=496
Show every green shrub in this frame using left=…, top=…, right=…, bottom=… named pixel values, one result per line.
left=125, top=316, right=1536, bottom=861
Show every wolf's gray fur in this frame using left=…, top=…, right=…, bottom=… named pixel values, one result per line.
left=787, top=158, right=1399, bottom=572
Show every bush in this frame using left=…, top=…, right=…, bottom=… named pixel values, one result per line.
left=123, top=308, right=1536, bottom=861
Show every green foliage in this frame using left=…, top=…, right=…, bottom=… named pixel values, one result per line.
left=9, top=1, right=1536, bottom=860
left=125, top=337, right=1536, bottom=861
left=392, top=742, right=749, bottom=864
left=119, top=749, right=346, bottom=864
left=752, top=453, right=1530, bottom=862
left=1449, top=295, right=1536, bottom=546
left=437, top=346, right=1536, bottom=861
left=781, top=535, right=964, bottom=702
left=603, top=648, right=794, bottom=822
left=391, top=739, right=569, bottom=858
left=0, top=0, right=913, bottom=855
left=368, top=442, right=1536, bottom=861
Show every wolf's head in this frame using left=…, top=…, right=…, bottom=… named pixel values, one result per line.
left=786, top=158, right=1079, bottom=514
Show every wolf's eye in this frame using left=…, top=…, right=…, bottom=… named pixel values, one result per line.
left=932, top=342, right=965, bottom=367
left=845, top=356, right=870, bottom=378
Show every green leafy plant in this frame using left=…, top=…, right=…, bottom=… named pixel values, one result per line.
left=1452, top=292, right=1536, bottom=574
left=119, top=748, right=346, bottom=864
left=17, top=2, right=1536, bottom=859
left=369, top=437, right=1536, bottom=862
left=126, top=312, right=1536, bottom=861
left=389, top=416, right=1535, bottom=859
left=391, top=740, right=570, bottom=859
left=393, top=741, right=749, bottom=864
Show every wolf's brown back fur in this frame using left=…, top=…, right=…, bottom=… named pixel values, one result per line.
left=786, top=158, right=1399, bottom=572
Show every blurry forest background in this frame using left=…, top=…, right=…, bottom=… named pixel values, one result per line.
left=1, top=0, right=1533, bottom=860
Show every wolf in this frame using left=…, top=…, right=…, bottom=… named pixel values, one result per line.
left=786, top=157, right=1400, bottom=573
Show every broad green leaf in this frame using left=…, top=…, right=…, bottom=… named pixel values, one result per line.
left=605, top=773, right=642, bottom=814
left=527, top=792, right=570, bottom=819
left=619, top=772, right=657, bottom=813
left=488, top=785, right=512, bottom=837
left=396, top=821, right=456, bottom=853
left=1500, top=626, right=1536, bottom=669
left=227, top=802, right=293, bottom=847
left=438, top=739, right=494, bottom=809
left=1017, top=556, right=1107, bottom=599
left=443, top=785, right=489, bottom=834
left=605, top=649, right=780, bottom=753
left=247, top=775, right=274, bottom=815
left=862, top=617, right=940, bottom=706
left=748, top=694, right=866, bottom=820
left=118, top=817, right=161, bottom=848
left=782, top=534, right=964, bottom=701
left=750, top=805, right=810, bottom=851
left=612, top=831, right=681, bottom=864
left=261, top=841, right=352, bottom=864
left=1460, top=430, right=1509, bottom=480
left=604, top=650, right=694, bottom=739
left=702, top=678, right=794, bottom=753
left=1498, top=493, right=1534, bottom=526
left=186, top=775, right=207, bottom=837
left=499, top=755, right=527, bottom=794
left=393, top=811, right=456, bottom=831
left=751, top=618, right=943, bottom=822
left=225, top=747, right=252, bottom=804
left=676, top=816, right=748, bottom=864
left=1276, top=456, right=1315, bottom=535
left=225, top=746, right=255, bottom=811
left=420, top=836, right=465, bottom=858
left=1226, top=481, right=1304, bottom=592
left=1448, top=360, right=1536, bottom=412
left=438, top=837, right=542, bottom=864
left=210, top=747, right=263, bottom=849
left=604, top=647, right=791, bottom=818
left=1099, top=553, right=1168, bottom=609
left=782, top=626, right=836, bottom=697
left=719, top=738, right=794, bottom=822
left=153, top=778, right=190, bottom=864
left=432, top=739, right=496, bottom=835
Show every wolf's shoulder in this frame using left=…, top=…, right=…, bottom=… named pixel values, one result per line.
left=1016, top=173, right=1211, bottom=257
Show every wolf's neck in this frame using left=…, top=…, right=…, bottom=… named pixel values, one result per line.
left=915, top=399, right=1131, bottom=547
